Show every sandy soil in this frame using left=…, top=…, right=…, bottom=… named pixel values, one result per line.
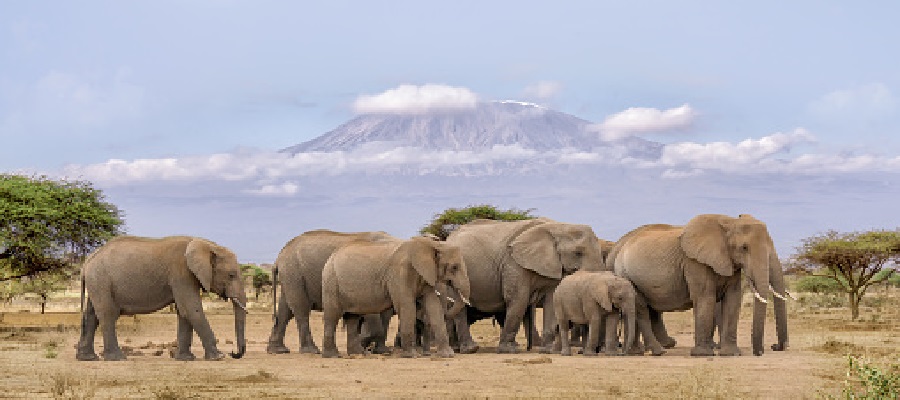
left=0, top=291, right=896, bottom=399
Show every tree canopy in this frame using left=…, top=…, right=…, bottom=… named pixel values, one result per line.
left=1, top=174, right=125, bottom=281
left=794, top=229, right=900, bottom=319
left=419, top=204, right=536, bottom=240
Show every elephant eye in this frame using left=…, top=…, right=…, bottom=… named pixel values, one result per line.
left=740, top=244, right=749, bottom=252
left=574, top=251, right=584, bottom=258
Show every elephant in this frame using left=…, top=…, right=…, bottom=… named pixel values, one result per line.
left=266, top=229, right=398, bottom=354
left=445, top=218, right=606, bottom=354
left=76, top=236, right=247, bottom=361
left=321, top=236, right=470, bottom=358
left=553, top=271, right=637, bottom=356
left=606, top=214, right=789, bottom=357
left=568, top=238, right=617, bottom=348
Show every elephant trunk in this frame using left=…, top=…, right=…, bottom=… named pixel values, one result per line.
left=230, top=293, right=248, bottom=359
left=444, top=285, right=466, bottom=320
left=621, top=301, right=636, bottom=356
left=769, top=258, right=789, bottom=352
left=749, top=252, right=776, bottom=356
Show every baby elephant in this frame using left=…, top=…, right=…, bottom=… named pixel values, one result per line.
left=553, top=271, right=636, bottom=356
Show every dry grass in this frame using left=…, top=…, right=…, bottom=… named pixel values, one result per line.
left=0, top=289, right=897, bottom=399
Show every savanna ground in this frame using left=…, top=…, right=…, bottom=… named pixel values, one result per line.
left=0, top=284, right=897, bottom=399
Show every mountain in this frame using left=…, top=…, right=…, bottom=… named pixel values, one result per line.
left=281, top=101, right=661, bottom=156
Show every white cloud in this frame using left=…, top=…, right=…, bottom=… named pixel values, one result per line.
left=352, top=84, right=478, bottom=114
left=521, top=81, right=563, bottom=101
left=654, top=128, right=816, bottom=172
left=59, top=128, right=900, bottom=189
left=244, top=181, right=300, bottom=196
left=808, top=83, right=896, bottom=119
left=593, top=104, right=697, bottom=141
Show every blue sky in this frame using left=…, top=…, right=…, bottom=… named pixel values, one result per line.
left=2, top=2, right=899, bottom=262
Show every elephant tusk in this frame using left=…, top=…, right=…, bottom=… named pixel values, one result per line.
left=460, top=295, right=471, bottom=306
left=230, top=298, right=248, bottom=312
left=753, top=290, right=768, bottom=304
left=785, top=290, right=796, bottom=300
left=769, top=285, right=789, bottom=301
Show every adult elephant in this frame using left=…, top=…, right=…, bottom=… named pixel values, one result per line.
left=76, top=236, right=247, bottom=361
left=446, top=218, right=605, bottom=354
left=607, top=214, right=789, bottom=356
left=266, top=230, right=397, bottom=354
left=321, top=236, right=470, bottom=358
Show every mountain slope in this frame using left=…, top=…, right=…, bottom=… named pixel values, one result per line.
left=283, top=101, right=647, bottom=153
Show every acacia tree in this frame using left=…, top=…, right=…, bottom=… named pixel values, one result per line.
left=241, top=264, right=273, bottom=301
left=419, top=204, right=536, bottom=240
left=0, top=174, right=125, bottom=282
left=795, top=229, right=900, bottom=320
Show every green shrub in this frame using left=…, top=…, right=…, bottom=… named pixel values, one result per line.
left=829, top=356, right=900, bottom=399
left=420, top=204, right=536, bottom=240
left=794, top=275, right=846, bottom=294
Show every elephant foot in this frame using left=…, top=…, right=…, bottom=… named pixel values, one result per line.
left=434, top=347, right=454, bottom=359
left=659, top=337, right=677, bottom=349
left=370, top=344, right=391, bottom=355
left=203, top=350, right=225, bottom=361
left=538, top=345, right=556, bottom=354
left=347, top=346, right=366, bottom=356
left=561, top=348, right=572, bottom=356
left=102, top=350, right=127, bottom=361
left=76, top=351, right=100, bottom=361
left=400, top=349, right=418, bottom=358
left=650, top=349, right=666, bottom=356
left=690, top=346, right=716, bottom=357
left=497, top=342, right=519, bottom=354
left=300, top=345, right=321, bottom=354
left=753, top=347, right=764, bottom=356
left=322, top=349, right=341, bottom=358
left=771, top=342, right=788, bottom=352
left=458, top=342, right=479, bottom=354
left=583, top=349, right=599, bottom=357
left=718, top=344, right=741, bottom=357
left=266, top=343, right=291, bottom=354
left=173, top=352, right=196, bottom=361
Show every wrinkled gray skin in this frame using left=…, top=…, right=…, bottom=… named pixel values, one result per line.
left=76, top=236, right=247, bottom=361
left=607, top=214, right=789, bottom=356
left=321, top=237, right=470, bottom=358
left=446, top=218, right=605, bottom=354
left=553, top=271, right=636, bottom=356
left=267, top=230, right=398, bottom=354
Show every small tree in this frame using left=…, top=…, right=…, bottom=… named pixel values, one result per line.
left=419, top=204, right=536, bottom=240
left=1, top=174, right=125, bottom=281
left=16, top=269, right=74, bottom=314
left=241, top=264, right=272, bottom=301
left=795, top=230, right=900, bottom=320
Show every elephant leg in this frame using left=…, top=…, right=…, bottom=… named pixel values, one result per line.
left=321, top=302, right=341, bottom=358
left=454, top=309, right=479, bottom=354
left=266, top=294, right=294, bottom=354
left=75, top=299, right=100, bottom=361
left=498, top=293, right=529, bottom=354
left=344, top=314, right=365, bottom=356
left=538, top=294, right=557, bottom=354
left=713, top=300, right=723, bottom=349
left=558, top=318, right=572, bottom=356
left=602, top=312, right=619, bottom=356
left=91, top=293, right=126, bottom=361
left=361, top=312, right=391, bottom=354
left=718, top=278, right=742, bottom=356
left=284, top=283, right=319, bottom=354
left=584, top=313, right=602, bottom=357
left=174, top=310, right=196, bottom=361
left=689, top=294, right=717, bottom=357
left=649, top=308, right=676, bottom=348
left=395, top=301, right=418, bottom=358
left=423, top=291, right=453, bottom=358
left=174, top=293, right=223, bottom=361
left=635, top=306, right=666, bottom=356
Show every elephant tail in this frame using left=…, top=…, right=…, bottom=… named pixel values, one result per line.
left=80, top=271, right=85, bottom=313
left=271, top=265, right=278, bottom=321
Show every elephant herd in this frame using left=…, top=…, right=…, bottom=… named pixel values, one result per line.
left=75, top=214, right=789, bottom=362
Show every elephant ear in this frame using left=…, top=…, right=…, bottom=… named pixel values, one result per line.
left=590, top=277, right=614, bottom=312
left=680, top=214, right=735, bottom=277
left=185, top=238, right=216, bottom=292
left=509, top=225, right=563, bottom=279
left=409, top=239, right=438, bottom=287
